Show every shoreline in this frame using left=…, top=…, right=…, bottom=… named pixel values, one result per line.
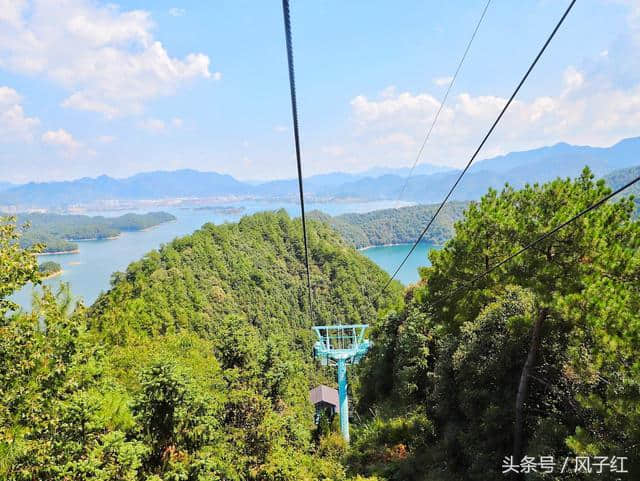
left=136, top=219, right=177, bottom=232
left=74, top=234, right=120, bottom=241
left=34, top=219, right=175, bottom=255
left=40, top=270, right=64, bottom=280
left=358, top=241, right=442, bottom=251
left=39, top=249, right=80, bottom=256
left=359, top=242, right=412, bottom=251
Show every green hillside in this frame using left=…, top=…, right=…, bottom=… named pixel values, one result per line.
left=310, top=202, right=467, bottom=249
left=0, top=210, right=401, bottom=480
left=3, top=170, right=640, bottom=480
left=350, top=170, right=640, bottom=480
left=605, top=164, right=640, bottom=213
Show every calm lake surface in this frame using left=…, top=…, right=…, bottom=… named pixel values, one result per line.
left=12, top=200, right=438, bottom=310
left=360, top=242, right=441, bottom=285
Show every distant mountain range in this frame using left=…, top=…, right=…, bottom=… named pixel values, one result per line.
left=2, top=136, right=640, bottom=209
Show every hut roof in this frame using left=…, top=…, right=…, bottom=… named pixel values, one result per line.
left=310, top=385, right=339, bottom=408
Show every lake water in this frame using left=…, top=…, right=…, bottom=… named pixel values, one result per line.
left=12, top=199, right=438, bottom=310
left=360, top=242, right=442, bottom=286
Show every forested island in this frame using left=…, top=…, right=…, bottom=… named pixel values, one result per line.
left=13, top=211, right=176, bottom=253
left=310, top=202, right=467, bottom=248
left=37, top=260, right=62, bottom=278
left=2, top=169, right=640, bottom=479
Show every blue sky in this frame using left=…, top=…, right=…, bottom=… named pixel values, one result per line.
left=0, top=0, right=638, bottom=182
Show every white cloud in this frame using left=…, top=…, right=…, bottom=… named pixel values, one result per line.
left=321, top=145, right=346, bottom=156
left=97, top=134, right=115, bottom=143
left=138, top=118, right=166, bottom=133
left=374, top=132, right=416, bottom=147
left=0, top=0, right=218, bottom=117
left=348, top=63, right=640, bottom=168
left=0, top=86, right=40, bottom=141
left=351, top=91, right=440, bottom=123
left=308, top=2, right=640, bottom=174
left=169, top=7, right=185, bottom=17
left=274, top=125, right=288, bottom=132
left=0, top=0, right=27, bottom=28
left=433, top=76, right=453, bottom=87
left=563, top=66, right=584, bottom=92
left=137, top=116, right=184, bottom=132
left=42, top=128, right=81, bottom=155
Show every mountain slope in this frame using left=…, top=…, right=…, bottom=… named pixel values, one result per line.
left=3, top=210, right=402, bottom=480
left=604, top=164, right=640, bottom=212
left=473, top=136, right=640, bottom=176
left=84, top=210, right=402, bottom=477
left=605, top=164, right=640, bottom=194
left=310, top=202, right=468, bottom=248
left=331, top=137, right=640, bottom=203
left=88, top=210, right=399, bottom=334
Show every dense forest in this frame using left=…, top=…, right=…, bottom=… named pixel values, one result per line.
left=14, top=211, right=175, bottom=253
left=310, top=202, right=467, bottom=249
left=0, top=210, right=401, bottom=480
left=350, top=169, right=640, bottom=480
left=2, top=168, right=639, bottom=479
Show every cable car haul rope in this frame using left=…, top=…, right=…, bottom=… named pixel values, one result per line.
left=281, top=0, right=314, bottom=322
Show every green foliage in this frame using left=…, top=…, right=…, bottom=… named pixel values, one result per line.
left=88, top=209, right=399, bottom=338
left=0, top=209, right=401, bottom=480
left=20, top=229, right=78, bottom=253
left=0, top=216, right=41, bottom=314
left=355, top=169, right=640, bottom=480
left=310, top=202, right=467, bottom=248
left=348, top=411, right=434, bottom=480
left=38, top=260, right=61, bottom=276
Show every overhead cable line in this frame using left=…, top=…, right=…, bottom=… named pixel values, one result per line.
left=430, top=173, right=640, bottom=308
left=376, top=0, right=577, bottom=301
left=282, top=0, right=314, bottom=320
left=394, top=0, right=492, bottom=206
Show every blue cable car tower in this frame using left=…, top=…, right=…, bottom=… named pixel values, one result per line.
left=312, top=324, right=371, bottom=442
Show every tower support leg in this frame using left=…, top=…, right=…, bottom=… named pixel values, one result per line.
left=337, top=358, right=349, bottom=443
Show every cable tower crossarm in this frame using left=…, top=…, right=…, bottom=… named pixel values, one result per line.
left=281, top=0, right=314, bottom=321
left=430, top=173, right=640, bottom=308
left=395, top=0, right=492, bottom=206
left=375, top=0, right=578, bottom=302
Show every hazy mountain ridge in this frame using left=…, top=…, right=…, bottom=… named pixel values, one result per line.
left=472, top=136, right=640, bottom=175
left=2, top=136, right=640, bottom=208
left=604, top=164, right=640, bottom=193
